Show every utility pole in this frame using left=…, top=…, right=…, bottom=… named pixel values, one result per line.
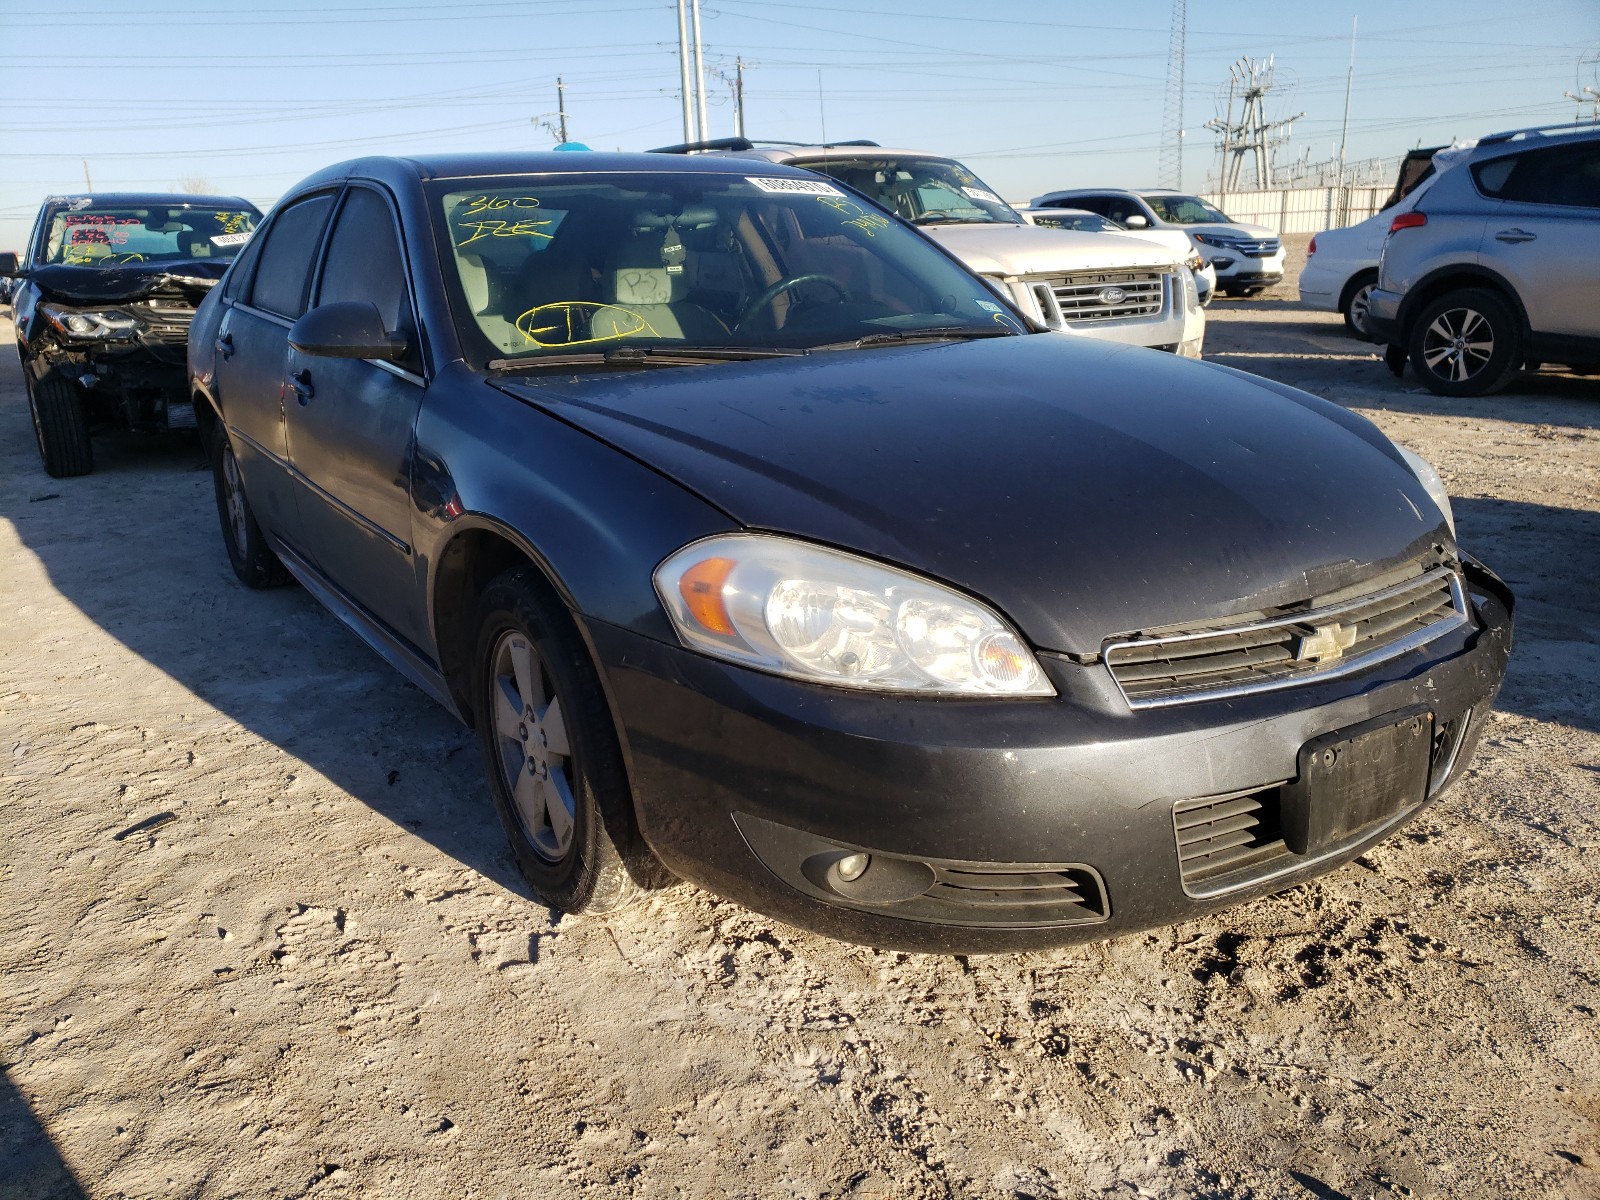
left=1336, top=18, right=1356, bottom=186
left=556, top=76, right=569, bottom=144
left=734, top=56, right=746, bottom=139
left=676, top=0, right=694, bottom=141
left=82, top=159, right=93, bottom=192
left=690, top=0, right=709, bottom=140
left=1158, top=0, right=1187, bottom=190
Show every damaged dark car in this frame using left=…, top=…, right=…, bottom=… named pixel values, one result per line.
left=190, top=153, right=1513, bottom=953
left=2, top=192, right=262, bottom=476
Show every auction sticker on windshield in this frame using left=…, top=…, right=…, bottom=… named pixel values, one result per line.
left=211, top=232, right=251, bottom=247
left=746, top=176, right=843, bottom=196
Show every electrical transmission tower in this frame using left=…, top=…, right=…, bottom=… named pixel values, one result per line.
left=1205, top=57, right=1304, bottom=194
left=1158, top=0, right=1186, bottom=189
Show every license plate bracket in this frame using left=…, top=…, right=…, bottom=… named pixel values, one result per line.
left=1280, top=710, right=1433, bottom=857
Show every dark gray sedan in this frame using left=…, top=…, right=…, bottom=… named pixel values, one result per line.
left=187, top=152, right=1512, bottom=953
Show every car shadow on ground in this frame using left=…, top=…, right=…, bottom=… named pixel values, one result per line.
left=0, top=1071, right=89, bottom=1200
left=1452, top=496, right=1600, bottom=735
left=0, top=390, right=534, bottom=904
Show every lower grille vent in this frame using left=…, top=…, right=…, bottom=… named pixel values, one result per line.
left=924, top=864, right=1108, bottom=924
left=1174, top=786, right=1285, bottom=886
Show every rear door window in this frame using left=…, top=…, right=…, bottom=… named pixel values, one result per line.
left=249, top=194, right=334, bottom=318
left=1476, top=142, right=1600, bottom=210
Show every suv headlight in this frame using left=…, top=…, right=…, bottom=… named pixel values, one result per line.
left=1396, top=447, right=1455, bottom=536
left=654, top=533, right=1054, bottom=696
left=40, top=303, right=139, bottom=340
left=1190, top=232, right=1241, bottom=250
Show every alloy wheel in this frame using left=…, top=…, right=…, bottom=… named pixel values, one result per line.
left=1347, top=283, right=1374, bottom=336
left=220, top=440, right=250, bottom=551
left=489, top=630, right=576, bottom=862
left=1421, top=305, right=1494, bottom=384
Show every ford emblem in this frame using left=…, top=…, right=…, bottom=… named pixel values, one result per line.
left=1099, top=286, right=1127, bottom=304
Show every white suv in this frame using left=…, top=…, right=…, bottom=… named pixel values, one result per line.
left=653, top=139, right=1205, bottom=357
left=1032, top=188, right=1285, bottom=297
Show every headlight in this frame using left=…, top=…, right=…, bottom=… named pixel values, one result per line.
left=40, top=303, right=139, bottom=340
left=1185, top=251, right=1205, bottom=272
left=1396, top=447, right=1456, bottom=536
left=654, top=533, right=1054, bottom=697
left=1191, top=232, right=1240, bottom=249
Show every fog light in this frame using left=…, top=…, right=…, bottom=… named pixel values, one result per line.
left=834, top=853, right=870, bottom=882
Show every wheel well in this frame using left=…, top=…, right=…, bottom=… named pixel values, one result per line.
left=1398, top=271, right=1527, bottom=346
left=192, top=391, right=218, bottom=446
left=1338, top=268, right=1378, bottom=312
left=432, top=528, right=561, bottom=726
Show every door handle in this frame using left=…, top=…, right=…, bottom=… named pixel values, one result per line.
left=214, top=333, right=234, bottom=359
left=289, top=368, right=315, bottom=404
left=1494, top=228, right=1537, bottom=244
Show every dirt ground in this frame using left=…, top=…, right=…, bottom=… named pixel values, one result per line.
left=3, top=237, right=1599, bottom=1200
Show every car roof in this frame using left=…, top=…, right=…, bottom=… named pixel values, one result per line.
left=42, top=191, right=258, bottom=209
left=292, top=151, right=818, bottom=192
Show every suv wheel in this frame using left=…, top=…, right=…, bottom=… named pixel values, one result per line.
left=1341, top=272, right=1378, bottom=338
left=471, top=566, right=646, bottom=915
left=1408, top=288, right=1522, bottom=396
left=26, top=370, right=93, bottom=478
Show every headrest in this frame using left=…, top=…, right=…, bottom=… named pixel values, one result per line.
left=612, top=266, right=679, bottom=306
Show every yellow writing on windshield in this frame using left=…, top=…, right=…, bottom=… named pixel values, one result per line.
left=213, top=212, right=251, bottom=234
left=456, top=217, right=555, bottom=248
left=459, top=195, right=544, bottom=218
left=817, top=195, right=891, bottom=238
left=514, top=301, right=662, bottom=347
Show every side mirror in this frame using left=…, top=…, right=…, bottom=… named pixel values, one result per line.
left=0, top=252, right=19, bottom=277
left=288, top=301, right=406, bottom=361
left=1122, top=214, right=1149, bottom=229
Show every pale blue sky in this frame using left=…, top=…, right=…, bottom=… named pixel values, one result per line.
left=2, top=0, right=1596, bottom=247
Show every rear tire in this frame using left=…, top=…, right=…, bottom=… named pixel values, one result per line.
left=471, top=567, right=649, bottom=915
left=210, top=423, right=291, bottom=588
left=1340, top=272, right=1378, bottom=338
left=26, top=370, right=93, bottom=478
left=1407, top=288, right=1522, bottom=397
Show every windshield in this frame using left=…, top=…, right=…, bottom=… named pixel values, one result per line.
left=795, top=156, right=1021, bottom=227
left=43, top=204, right=259, bottom=267
left=1142, top=194, right=1232, bottom=225
left=1029, top=210, right=1120, bottom=233
left=429, top=172, right=1027, bottom=364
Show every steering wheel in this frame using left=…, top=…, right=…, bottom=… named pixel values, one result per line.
left=736, top=273, right=850, bottom=331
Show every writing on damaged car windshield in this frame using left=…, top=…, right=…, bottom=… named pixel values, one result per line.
left=45, top=206, right=259, bottom=266
left=430, top=173, right=1025, bottom=362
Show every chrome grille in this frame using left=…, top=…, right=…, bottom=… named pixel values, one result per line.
left=1105, top=566, right=1470, bottom=709
left=1044, top=270, right=1165, bottom=322
left=1233, top=237, right=1281, bottom=257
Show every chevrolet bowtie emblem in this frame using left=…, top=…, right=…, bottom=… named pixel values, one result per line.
left=1295, top=622, right=1358, bottom=663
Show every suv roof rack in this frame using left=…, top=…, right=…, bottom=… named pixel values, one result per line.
left=1480, top=120, right=1599, bottom=145
left=649, top=137, right=881, bottom=155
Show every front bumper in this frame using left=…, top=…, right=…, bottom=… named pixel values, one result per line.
left=588, top=564, right=1513, bottom=953
left=1212, top=248, right=1286, bottom=287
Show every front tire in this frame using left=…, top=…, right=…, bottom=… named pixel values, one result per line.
left=1407, top=288, right=1522, bottom=397
left=471, top=567, right=646, bottom=914
left=210, top=423, right=291, bottom=588
left=26, top=369, right=93, bottom=478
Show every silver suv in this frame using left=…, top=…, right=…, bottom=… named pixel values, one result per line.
left=1366, top=122, right=1600, bottom=396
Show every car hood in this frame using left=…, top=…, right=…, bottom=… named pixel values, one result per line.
left=497, top=336, right=1448, bottom=656
left=922, top=223, right=1179, bottom=274
left=25, top=260, right=228, bottom=304
left=1200, top=222, right=1279, bottom=241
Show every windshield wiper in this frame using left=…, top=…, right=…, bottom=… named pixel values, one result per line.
left=489, top=345, right=809, bottom=372
left=816, top=325, right=1022, bottom=351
